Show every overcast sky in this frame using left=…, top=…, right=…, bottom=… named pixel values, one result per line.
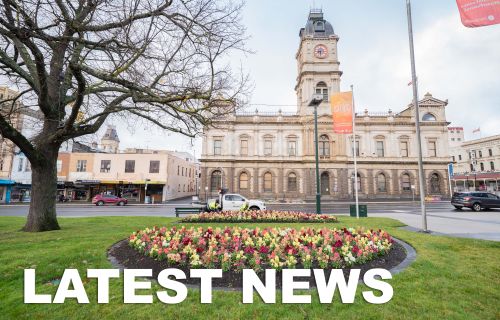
left=110, top=0, right=500, bottom=157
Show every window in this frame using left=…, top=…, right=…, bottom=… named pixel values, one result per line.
left=377, top=173, right=387, bottom=192
left=264, top=139, right=272, bottom=156
left=353, top=140, right=360, bottom=157
left=478, top=150, right=483, bottom=158
left=376, top=141, right=385, bottom=157
left=402, top=174, right=411, bottom=191
left=315, top=82, right=329, bottom=102
left=491, top=162, right=495, bottom=171
left=400, top=141, right=409, bottom=157
left=353, top=173, right=361, bottom=192
left=263, top=172, right=272, bottom=192
left=430, top=173, right=441, bottom=194
left=125, top=160, right=135, bottom=173
left=489, top=149, right=493, bottom=157
left=314, top=21, right=325, bottom=32
left=214, top=139, right=222, bottom=155
left=288, top=141, right=297, bottom=156
left=177, top=165, right=180, bottom=175
left=480, top=163, right=484, bottom=171
left=239, top=172, right=249, bottom=190
left=149, top=161, right=160, bottom=173
left=76, top=160, right=87, bottom=172
left=210, top=170, right=222, bottom=191
left=457, top=138, right=461, bottom=141
left=422, top=113, right=437, bottom=121
left=470, top=164, right=475, bottom=172
left=319, top=135, right=330, bottom=157
left=57, top=160, right=62, bottom=172
left=428, top=141, right=437, bottom=157
left=182, top=167, right=184, bottom=176
left=18, top=158, right=24, bottom=172
left=25, top=161, right=31, bottom=172
left=240, top=139, right=248, bottom=156
left=100, top=160, right=111, bottom=173
left=451, top=138, right=455, bottom=141
left=459, top=155, right=462, bottom=161
left=288, top=173, right=297, bottom=191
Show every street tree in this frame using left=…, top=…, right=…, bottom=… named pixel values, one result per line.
left=0, top=0, right=249, bottom=231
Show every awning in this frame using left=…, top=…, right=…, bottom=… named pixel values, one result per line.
left=100, top=180, right=166, bottom=185
left=0, top=179, right=15, bottom=185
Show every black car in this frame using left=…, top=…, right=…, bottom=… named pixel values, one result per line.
left=451, top=192, right=500, bottom=211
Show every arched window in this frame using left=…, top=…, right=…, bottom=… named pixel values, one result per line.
left=319, top=134, right=330, bottom=158
left=377, top=173, right=387, bottom=192
left=422, top=113, right=437, bottom=121
left=263, top=172, right=272, bottom=192
left=239, top=172, right=249, bottom=190
left=315, top=21, right=325, bottom=32
left=321, top=172, right=330, bottom=195
left=401, top=174, right=411, bottom=191
left=430, top=173, right=441, bottom=194
left=355, top=173, right=362, bottom=192
left=315, top=82, right=329, bottom=101
left=210, top=170, right=222, bottom=191
left=288, top=173, right=297, bottom=192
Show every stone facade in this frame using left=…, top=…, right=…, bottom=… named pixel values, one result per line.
left=200, top=10, right=452, bottom=201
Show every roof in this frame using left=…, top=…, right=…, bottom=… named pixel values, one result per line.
left=299, top=9, right=335, bottom=38
left=101, top=125, right=120, bottom=142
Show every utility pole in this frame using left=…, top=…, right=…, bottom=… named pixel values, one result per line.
left=406, top=0, right=428, bottom=232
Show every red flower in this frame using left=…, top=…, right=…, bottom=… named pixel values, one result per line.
left=334, top=240, right=343, bottom=248
left=352, top=245, right=359, bottom=255
left=259, top=246, right=269, bottom=254
left=182, top=237, right=192, bottom=245
left=244, top=246, right=255, bottom=254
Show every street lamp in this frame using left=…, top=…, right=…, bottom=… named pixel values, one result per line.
left=309, top=94, right=324, bottom=214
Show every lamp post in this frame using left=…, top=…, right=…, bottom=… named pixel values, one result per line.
left=309, top=94, right=324, bottom=214
left=406, top=0, right=428, bottom=232
left=204, top=186, right=208, bottom=202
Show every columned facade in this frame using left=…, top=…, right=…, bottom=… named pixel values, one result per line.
left=200, top=10, right=451, bottom=201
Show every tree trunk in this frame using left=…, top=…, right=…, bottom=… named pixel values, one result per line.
left=23, top=145, right=60, bottom=232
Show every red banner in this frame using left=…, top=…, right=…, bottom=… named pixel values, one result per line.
left=330, top=91, right=353, bottom=134
left=456, top=0, right=500, bottom=27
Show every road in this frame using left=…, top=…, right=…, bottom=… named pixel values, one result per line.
left=1, top=201, right=499, bottom=241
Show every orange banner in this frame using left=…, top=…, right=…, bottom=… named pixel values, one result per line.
left=330, top=91, right=353, bottom=134
left=456, top=0, right=500, bottom=27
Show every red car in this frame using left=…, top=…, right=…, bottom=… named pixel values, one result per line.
left=92, top=194, right=128, bottom=206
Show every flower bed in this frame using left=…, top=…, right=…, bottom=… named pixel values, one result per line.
left=129, top=226, right=394, bottom=272
left=181, top=210, right=339, bottom=223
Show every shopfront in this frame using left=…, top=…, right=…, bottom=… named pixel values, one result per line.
left=10, top=183, right=31, bottom=203
left=0, top=179, right=15, bottom=203
left=73, top=180, right=101, bottom=201
left=96, top=180, right=165, bottom=203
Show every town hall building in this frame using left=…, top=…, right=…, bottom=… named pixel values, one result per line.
left=200, top=9, right=452, bottom=201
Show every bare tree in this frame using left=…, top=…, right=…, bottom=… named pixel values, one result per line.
left=0, top=0, right=249, bottom=231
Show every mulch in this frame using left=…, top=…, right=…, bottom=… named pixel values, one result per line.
left=108, top=240, right=406, bottom=290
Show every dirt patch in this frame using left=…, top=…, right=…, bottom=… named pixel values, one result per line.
left=108, top=239, right=407, bottom=290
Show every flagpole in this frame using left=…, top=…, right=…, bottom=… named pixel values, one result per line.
left=406, top=0, right=428, bottom=232
left=351, top=85, right=360, bottom=219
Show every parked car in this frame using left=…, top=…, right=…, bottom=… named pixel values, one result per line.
left=92, top=194, right=128, bottom=206
left=451, top=192, right=500, bottom=211
left=207, top=193, right=266, bottom=211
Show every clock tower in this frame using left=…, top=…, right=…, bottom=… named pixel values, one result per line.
left=296, top=9, right=342, bottom=115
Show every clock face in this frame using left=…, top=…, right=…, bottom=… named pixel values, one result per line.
left=314, top=44, right=328, bottom=59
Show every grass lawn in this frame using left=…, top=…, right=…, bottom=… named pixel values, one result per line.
left=0, top=216, right=499, bottom=320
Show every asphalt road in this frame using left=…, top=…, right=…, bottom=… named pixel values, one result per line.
left=1, top=201, right=499, bottom=241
